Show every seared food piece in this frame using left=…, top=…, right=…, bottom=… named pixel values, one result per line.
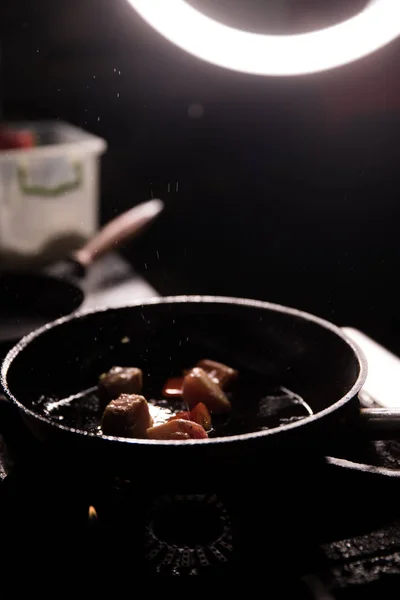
left=147, top=419, right=208, bottom=440
left=169, top=402, right=212, bottom=431
left=97, top=358, right=235, bottom=440
left=195, top=359, right=237, bottom=389
left=162, top=361, right=237, bottom=398
left=99, top=366, right=143, bottom=402
left=162, top=376, right=184, bottom=398
left=182, top=368, right=232, bottom=414
left=101, top=394, right=153, bottom=438
left=190, top=402, right=212, bottom=430
left=170, top=410, right=191, bottom=421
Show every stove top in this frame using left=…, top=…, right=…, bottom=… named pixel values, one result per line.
left=1, top=256, right=400, bottom=594
left=1, top=394, right=400, bottom=595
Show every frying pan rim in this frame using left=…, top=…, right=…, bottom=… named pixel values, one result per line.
left=1, top=295, right=367, bottom=446
left=326, top=456, right=400, bottom=479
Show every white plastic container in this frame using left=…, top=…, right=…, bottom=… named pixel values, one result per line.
left=0, top=121, right=107, bottom=265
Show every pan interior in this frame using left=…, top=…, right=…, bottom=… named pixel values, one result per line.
left=3, top=300, right=362, bottom=438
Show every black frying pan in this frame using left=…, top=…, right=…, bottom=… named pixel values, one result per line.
left=0, top=199, right=163, bottom=346
left=5, top=296, right=398, bottom=482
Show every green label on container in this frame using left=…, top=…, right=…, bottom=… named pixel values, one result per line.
left=17, top=157, right=83, bottom=197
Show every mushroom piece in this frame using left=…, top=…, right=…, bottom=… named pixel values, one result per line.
left=182, top=368, right=232, bottom=414
left=195, top=359, right=237, bottom=389
left=147, top=419, right=208, bottom=440
left=99, top=366, right=143, bottom=404
left=101, top=393, right=153, bottom=438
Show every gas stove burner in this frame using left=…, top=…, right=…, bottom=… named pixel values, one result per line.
left=145, top=493, right=233, bottom=574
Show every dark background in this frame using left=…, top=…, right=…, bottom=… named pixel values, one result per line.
left=1, top=0, right=400, bottom=352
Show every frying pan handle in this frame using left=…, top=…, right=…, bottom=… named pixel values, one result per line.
left=72, top=199, right=164, bottom=269
left=359, top=408, right=400, bottom=438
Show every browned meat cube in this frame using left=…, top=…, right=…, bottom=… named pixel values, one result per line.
left=195, top=359, right=237, bottom=389
left=147, top=419, right=208, bottom=440
left=182, top=368, right=232, bottom=414
left=98, top=366, right=143, bottom=403
left=101, top=394, right=153, bottom=438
